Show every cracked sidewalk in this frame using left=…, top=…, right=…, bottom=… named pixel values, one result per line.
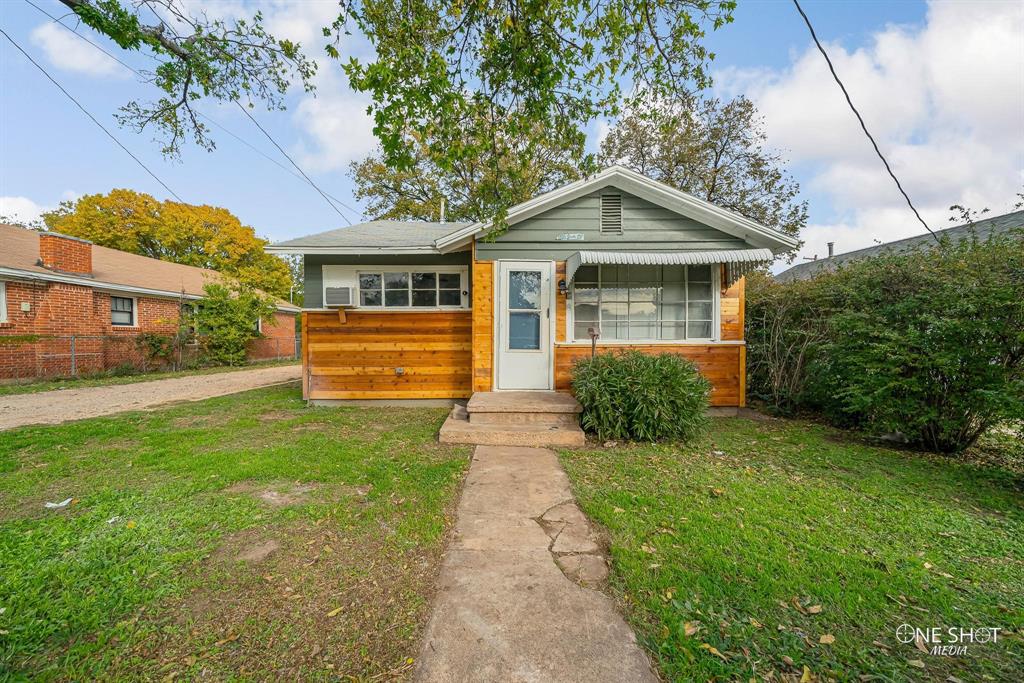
left=414, top=445, right=656, bottom=682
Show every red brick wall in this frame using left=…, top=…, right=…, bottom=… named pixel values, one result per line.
left=0, top=278, right=297, bottom=379
left=39, top=233, right=92, bottom=275
left=248, top=310, right=299, bottom=360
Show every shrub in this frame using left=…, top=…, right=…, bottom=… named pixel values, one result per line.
left=191, top=281, right=276, bottom=366
left=747, top=228, right=1024, bottom=453
left=571, top=350, right=711, bottom=442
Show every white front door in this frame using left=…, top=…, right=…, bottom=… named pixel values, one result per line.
left=495, top=261, right=553, bottom=390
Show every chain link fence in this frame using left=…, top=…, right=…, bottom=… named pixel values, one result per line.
left=0, top=334, right=300, bottom=382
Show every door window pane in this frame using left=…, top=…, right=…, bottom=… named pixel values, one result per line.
left=509, top=312, right=541, bottom=349
left=509, top=271, right=541, bottom=309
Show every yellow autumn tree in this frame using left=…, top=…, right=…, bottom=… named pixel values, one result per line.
left=42, top=189, right=292, bottom=299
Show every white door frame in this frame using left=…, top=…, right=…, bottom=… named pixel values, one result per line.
left=493, top=260, right=556, bottom=391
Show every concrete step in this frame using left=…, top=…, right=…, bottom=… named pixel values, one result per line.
left=466, top=391, right=582, bottom=427
left=438, top=415, right=586, bottom=448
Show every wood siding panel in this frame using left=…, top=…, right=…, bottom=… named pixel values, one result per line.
left=304, top=310, right=472, bottom=400
left=471, top=259, right=494, bottom=392
left=554, top=343, right=743, bottom=407
left=555, top=260, right=567, bottom=342
left=720, top=271, right=745, bottom=341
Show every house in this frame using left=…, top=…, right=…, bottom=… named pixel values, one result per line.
left=775, top=209, right=1024, bottom=282
left=268, top=166, right=798, bottom=416
left=0, top=224, right=300, bottom=380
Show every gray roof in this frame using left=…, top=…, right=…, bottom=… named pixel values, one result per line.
left=269, top=220, right=472, bottom=250
left=775, top=210, right=1024, bottom=282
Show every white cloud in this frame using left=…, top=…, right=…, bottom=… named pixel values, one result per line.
left=0, top=196, right=50, bottom=225
left=291, top=91, right=378, bottom=172
left=29, top=23, right=128, bottom=78
left=718, top=0, right=1024, bottom=263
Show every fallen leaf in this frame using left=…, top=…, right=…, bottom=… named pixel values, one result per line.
left=641, top=544, right=657, bottom=554
left=907, top=659, right=926, bottom=669
left=749, top=617, right=764, bottom=628
left=791, top=597, right=808, bottom=615
left=326, top=607, right=343, bottom=618
left=807, top=605, right=823, bottom=614
left=710, top=488, right=725, bottom=497
left=924, top=562, right=933, bottom=570
left=126, top=520, right=137, bottom=529
left=213, top=633, right=239, bottom=647
left=819, top=634, right=835, bottom=645
left=800, top=665, right=814, bottom=682
left=699, top=643, right=728, bottom=661
left=683, top=621, right=699, bottom=637
left=781, top=655, right=794, bottom=666
left=613, top=507, right=625, bottom=513
left=914, top=634, right=928, bottom=653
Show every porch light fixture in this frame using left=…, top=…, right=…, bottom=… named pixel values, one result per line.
left=558, top=279, right=568, bottom=296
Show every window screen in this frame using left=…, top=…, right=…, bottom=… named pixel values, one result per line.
left=111, top=296, right=134, bottom=326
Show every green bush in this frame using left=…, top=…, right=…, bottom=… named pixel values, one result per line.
left=747, top=228, right=1024, bottom=453
left=571, top=350, right=711, bottom=442
left=191, top=281, right=276, bottom=366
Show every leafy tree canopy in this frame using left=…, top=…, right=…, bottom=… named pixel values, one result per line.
left=599, top=96, right=807, bottom=246
left=64, top=0, right=737, bottom=221
left=191, top=281, right=277, bottom=366
left=350, top=115, right=595, bottom=224
left=58, top=0, right=317, bottom=158
left=42, top=189, right=292, bottom=299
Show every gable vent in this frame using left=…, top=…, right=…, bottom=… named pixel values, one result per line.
left=600, top=194, right=622, bottom=234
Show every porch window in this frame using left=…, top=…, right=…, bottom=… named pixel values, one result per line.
left=111, top=296, right=135, bottom=326
left=572, top=264, right=715, bottom=341
left=358, top=270, right=465, bottom=308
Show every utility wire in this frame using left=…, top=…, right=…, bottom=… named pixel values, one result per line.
left=0, top=26, right=185, bottom=202
left=234, top=102, right=352, bottom=225
left=792, top=0, right=938, bottom=241
left=23, top=0, right=360, bottom=223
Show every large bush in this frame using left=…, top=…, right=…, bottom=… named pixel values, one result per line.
left=191, top=281, right=276, bottom=366
left=747, top=229, right=1024, bottom=453
left=571, top=350, right=711, bottom=442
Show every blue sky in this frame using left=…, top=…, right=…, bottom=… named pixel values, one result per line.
left=1, top=0, right=1021, bottom=266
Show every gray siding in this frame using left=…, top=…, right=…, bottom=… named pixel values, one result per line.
left=303, top=252, right=472, bottom=308
left=475, top=188, right=749, bottom=261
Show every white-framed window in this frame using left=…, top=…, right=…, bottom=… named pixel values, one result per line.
left=571, top=264, right=717, bottom=342
left=0, top=281, right=7, bottom=323
left=254, top=317, right=263, bottom=333
left=356, top=269, right=467, bottom=309
left=111, top=295, right=136, bottom=326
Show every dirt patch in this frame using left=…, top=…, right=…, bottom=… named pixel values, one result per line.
left=258, top=410, right=296, bottom=423
left=210, top=528, right=282, bottom=565
left=258, top=483, right=318, bottom=507
left=172, top=414, right=222, bottom=429
left=290, top=421, right=331, bottom=432
left=119, top=519, right=445, bottom=681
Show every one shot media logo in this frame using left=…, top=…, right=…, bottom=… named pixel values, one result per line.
left=896, top=624, right=1002, bottom=656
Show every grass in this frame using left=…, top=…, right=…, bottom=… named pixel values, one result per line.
left=0, top=358, right=299, bottom=397
left=560, top=417, right=1024, bottom=682
left=0, top=383, right=471, bottom=680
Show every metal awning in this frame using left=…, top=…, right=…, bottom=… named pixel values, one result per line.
left=565, top=248, right=775, bottom=287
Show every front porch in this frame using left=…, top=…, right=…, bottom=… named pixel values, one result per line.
left=438, top=391, right=585, bottom=447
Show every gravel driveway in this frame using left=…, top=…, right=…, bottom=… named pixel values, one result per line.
left=0, top=364, right=302, bottom=431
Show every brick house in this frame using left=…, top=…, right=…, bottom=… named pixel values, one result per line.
left=0, top=224, right=300, bottom=380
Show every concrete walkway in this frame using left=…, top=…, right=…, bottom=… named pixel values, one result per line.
left=415, top=445, right=656, bottom=683
left=0, top=364, right=301, bottom=430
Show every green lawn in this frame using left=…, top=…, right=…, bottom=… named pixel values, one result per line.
left=560, top=417, right=1024, bottom=682
left=0, top=383, right=470, bottom=680
left=0, top=359, right=300, bottom=397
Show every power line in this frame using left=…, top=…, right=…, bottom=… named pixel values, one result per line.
left=233, top=103, right=352, bottom=225
left=0, top=26, right=184, bottom=202
left=791, top=0, right=938, bottom=241
left=23, top=0, right=360, bottom=223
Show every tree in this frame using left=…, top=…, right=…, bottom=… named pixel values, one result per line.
left=58, top=0, right=316, bottom=158
left=65, top=0, right=737, bottom=218
left=42, top=189, right=292, bottom=299
left=191, top=281, right=276, bottom=366
left=599, top=96, right=807, bottom=244
left=350, top=121, right=594, bottom=223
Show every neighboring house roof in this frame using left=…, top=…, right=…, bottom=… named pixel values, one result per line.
left=266, top=166, right=799, bottom=256
left=0, top=224, right=299, bottom=312
left=775, top=210, right=1024, bottom=282
left=266, top=220, right=472, bottom=254
left=434, top=165, right=799, bottom=254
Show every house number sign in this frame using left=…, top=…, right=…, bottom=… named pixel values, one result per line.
left=555, top=232, right=585, bottom=241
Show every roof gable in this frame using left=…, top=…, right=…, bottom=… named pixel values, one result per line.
left=435, top=166, right=799, bottom=253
